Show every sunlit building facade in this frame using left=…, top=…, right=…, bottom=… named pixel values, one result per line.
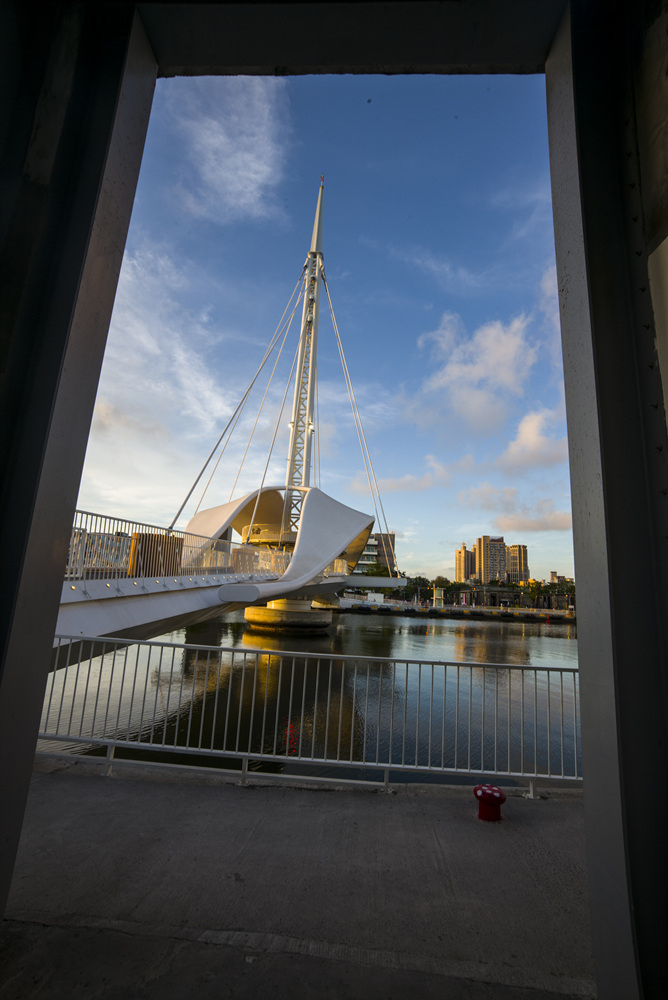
left=507, top=544, right=530, bottom=584
left=476, top=535, right=507, bottom=584
left=455, top=543, right=475, bottom=582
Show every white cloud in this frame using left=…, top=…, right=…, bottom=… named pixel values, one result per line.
left=490, top=181, right=553, bottom=245
left=412, top=311, right=537, bottom=431
left=389, top=245, right=484, bottom=292
left=164, top=77, right=291, bottom=224
left=496, top=503, right=572, bottom=533
left=351, top=454, right=473, bottom=495
left=457, top=482, right=520, bottom=514
left=497, top=408, right=568, bottom=472
left=78, top=244, right=296, bottom=525
left=457, top=482, right=572, bottom=534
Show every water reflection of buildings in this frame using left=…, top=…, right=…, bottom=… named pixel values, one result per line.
left=452, top=623, right=530, bottom=667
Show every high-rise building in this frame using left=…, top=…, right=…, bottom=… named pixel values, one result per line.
left=455, top=543, right=475, bottom=582
left=507, top=544, right=530, bottom=584
left=475, top=535, right=507, bottom=583
left=372, top=532, right=396, bottom=573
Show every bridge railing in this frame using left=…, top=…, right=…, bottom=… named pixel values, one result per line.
left=65, top=511, right=291, bottom=582
left=39, top=635, right=582, bottom=790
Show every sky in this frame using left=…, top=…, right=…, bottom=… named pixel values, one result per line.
left=77, top=73, right=574, bottom=582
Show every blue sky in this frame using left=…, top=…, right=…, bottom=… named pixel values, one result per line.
left=77, top=74, right=574, bottom=581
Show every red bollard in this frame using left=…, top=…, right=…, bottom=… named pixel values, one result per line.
left=474, top=783, right=506, bottom=821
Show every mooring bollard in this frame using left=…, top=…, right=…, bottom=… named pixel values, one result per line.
left=474, top=783, right=506, bottom=821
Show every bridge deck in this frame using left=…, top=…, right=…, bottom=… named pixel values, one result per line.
left=1, top=758, right=594, bottom=999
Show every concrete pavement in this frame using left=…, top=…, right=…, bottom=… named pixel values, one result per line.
left=1, top=758, right=595, bottom=999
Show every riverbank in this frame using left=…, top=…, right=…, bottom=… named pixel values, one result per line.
left=334, top=605, right=576, bottom=624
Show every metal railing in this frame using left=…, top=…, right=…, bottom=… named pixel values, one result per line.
left=39, top=635, right=582, bottom=788
left=65, top=510, right=291, bottom=582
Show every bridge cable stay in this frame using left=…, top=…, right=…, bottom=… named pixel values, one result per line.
left=168, top=269, right=307, bottom=531
left=225, top=290, right=303, bottom=504
left=242, top=339, right=300, bottom=545
left=322, top=270, right=400, bottom=577
left=315, top=357, right=321, bottom=490
left=198, top=282, right=305, bottom=513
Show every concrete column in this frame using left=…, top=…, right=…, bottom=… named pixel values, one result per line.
left=0, top=5, right=156, bottom=916
left=546, top=4, right=668, bottom=997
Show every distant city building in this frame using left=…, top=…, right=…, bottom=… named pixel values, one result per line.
left=550, top=570, right=558, bottom=584
left=455, top=535, right=529, bottom=584
left=455, top=542, right=476, bottom=582
left=355, top=532, right=396, bottom=573
left=507, top=544, right=530, bottom=584
left=476, top=535, right=507, bottom=583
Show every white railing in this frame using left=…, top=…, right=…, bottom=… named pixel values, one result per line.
left=39, top=635, right=582, bottom=788
left=65, top=510, right=291, bottom=582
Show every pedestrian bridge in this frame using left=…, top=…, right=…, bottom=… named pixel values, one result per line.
left=58, top=490, right=394, bottom=641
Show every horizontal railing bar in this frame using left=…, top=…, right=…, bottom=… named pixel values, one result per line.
left=35, top=751, right=393, bottom=790
left=52, top=635, right=578, bottom=673
left=36, top=733, right=582, bottom=782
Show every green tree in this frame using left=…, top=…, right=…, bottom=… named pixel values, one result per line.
left=403, top=575, right=431, bottom=602
left=362, top=562, right=390, bottom=577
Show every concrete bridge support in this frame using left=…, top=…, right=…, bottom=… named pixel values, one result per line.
left=1, top=3, right=667, bottom=997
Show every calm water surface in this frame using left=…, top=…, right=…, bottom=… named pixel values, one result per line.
left=161, top=611, right=578, bottom=670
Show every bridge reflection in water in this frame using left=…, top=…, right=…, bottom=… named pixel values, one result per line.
left=39, top=627, right=581, bottom=787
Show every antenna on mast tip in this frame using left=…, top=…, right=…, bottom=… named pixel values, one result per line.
left=320, top=174, right=325, bottom=185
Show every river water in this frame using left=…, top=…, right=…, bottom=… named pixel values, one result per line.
left=164, top=610, right=578, bottom=670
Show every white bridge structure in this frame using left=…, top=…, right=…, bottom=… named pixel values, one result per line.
left=58, top=182, right=400, bottom=640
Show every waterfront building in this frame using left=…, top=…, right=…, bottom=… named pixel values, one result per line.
left=476, top=535, right=507, bottom=584
left=455, top=543, right=475, bottom=582
left=507, top=544, right=530, bottom=584
left=372, top=532, right=396, bottom=573
left=356, top=534, right=379, bottom=572
left=354, top=532, right=396, bottom=574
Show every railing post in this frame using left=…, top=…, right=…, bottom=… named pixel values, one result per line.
left=525, top=778, right=536, bottom=799
left=105, top=745, right=115, bottom=777
left=239, top=757, right=248, bottom=786
left=384, top=767, right=390, bottom=793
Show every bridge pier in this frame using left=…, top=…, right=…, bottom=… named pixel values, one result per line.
left=244, top=599, right=332, bottom=633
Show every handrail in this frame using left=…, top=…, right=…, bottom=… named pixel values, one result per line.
left=65, top=509, right=291, bottom=582
left=39, top=635, right=582, bottom=788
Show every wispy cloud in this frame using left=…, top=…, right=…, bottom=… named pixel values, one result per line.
left=388, top=245, right=484, bottom=292
left=79, top=243, right=295, bottom=524
left=350, top=453, right=473, bottom=495
left=497, top=408, right=568, bottom=472
left=496, top=502, right=572, bottom=533
left=457, top=482, right=520, bottom=514
left=164, top=77, right=291, bottom=225
left=457, top=482, right=572, bottom=534
left=411, top=311, right=537, bottom=430
left=490, top=180, right=553, bottom=246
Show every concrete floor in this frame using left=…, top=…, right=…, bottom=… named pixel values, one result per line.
left=1, top=758, right=595, bottom=999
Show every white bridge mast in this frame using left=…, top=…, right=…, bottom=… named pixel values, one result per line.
left=283, top=179, right=324, bottom=536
